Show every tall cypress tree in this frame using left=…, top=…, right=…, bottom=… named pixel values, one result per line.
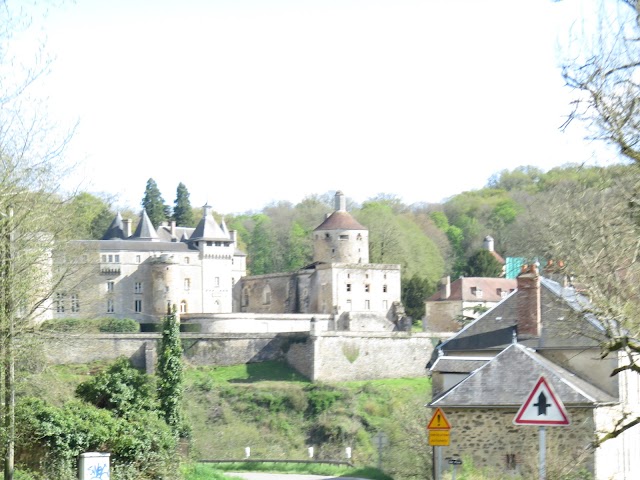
left=173, top=182, right=195, bottom=227
left=141, top=178, right=167, bottom=227
left=157, top=305, right=184, bottom=437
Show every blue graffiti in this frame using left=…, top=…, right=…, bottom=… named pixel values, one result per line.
left=89, top=463, right=110, bottom=479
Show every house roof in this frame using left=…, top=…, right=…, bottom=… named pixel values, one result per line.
left=314, top=211, right=367, bottom=231
left=428, top=277, right=517, bottom=302
left=430, top=343, right=616, bottom=408
left=430, top=356, right=491, bottom=374
left=438, top=277, right=605, bottom=352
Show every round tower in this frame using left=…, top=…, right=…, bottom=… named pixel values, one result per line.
left=312, top=191, right=369, bottom=264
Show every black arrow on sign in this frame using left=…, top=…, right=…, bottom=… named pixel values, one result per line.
left=533, top=392, right=551, bottom=416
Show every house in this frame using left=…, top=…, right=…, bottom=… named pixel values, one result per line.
left=427, top=264, right=640, bottom=479
left=425, top=276, right=516, bottom=332
left=53, top=205, right=247, bottom=325
left=236, top=191, right=406, bottom=331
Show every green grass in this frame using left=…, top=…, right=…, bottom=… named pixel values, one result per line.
left=186, top=360, right=311, bottom=385
left=193, top=462, right=393, bottom=480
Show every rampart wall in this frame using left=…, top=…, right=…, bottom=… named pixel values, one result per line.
left=43, top=331, right=446, bottom=382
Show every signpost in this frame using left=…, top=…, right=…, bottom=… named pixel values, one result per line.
left=428, top=408, right=452, bottom=480
left=514, top=376, right=570, bottom=480
left=372, top=431, right=388, bottom=470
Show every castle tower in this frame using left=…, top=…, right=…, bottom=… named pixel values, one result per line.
left=312, top=191, right=369, bottom=264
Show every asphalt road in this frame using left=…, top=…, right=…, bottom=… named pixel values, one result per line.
left=226, top=473, right=368, bottom=480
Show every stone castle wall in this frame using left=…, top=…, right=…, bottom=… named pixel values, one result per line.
left=42, top=331, right=443, bottom=382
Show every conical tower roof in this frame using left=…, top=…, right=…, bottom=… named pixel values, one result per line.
left=131, top=210, right=159, bottom=241
left=101, top=212, right=125, bottom=240
left=190, top=204, right=229, bottom=242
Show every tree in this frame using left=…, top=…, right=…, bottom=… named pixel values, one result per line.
left=247, top=214, right=276, bottom=275
left=172, top=182, right=195, bottom=227
left=157, top=306, right=185, bottom=437
left=464, top=249, right=503, bottom=278
left=503, top=170, right=639, bottom=443
left=401, top=274, right=434, bottom=322
left=141, top=178, right=168, bottom=227
left=0, top=3, right=80, bottom=478
left=68, top=192, right=114, bottom=239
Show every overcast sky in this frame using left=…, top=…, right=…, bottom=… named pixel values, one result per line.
left=22, top=0, right=621, bottom=214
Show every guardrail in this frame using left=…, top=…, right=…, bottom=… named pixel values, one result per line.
left=200, top=459, right=354, bottom=467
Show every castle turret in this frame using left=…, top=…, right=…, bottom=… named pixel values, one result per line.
left=313, top=191, right=369, bottom=264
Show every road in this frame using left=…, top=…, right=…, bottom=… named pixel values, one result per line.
left=227, top=473, right=369, bottom=480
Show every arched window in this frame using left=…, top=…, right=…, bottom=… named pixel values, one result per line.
left=180, top=300, right=188, bottom=314
left=242, top=288, right=249, bottom=307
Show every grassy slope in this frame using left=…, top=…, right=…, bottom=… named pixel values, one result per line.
left=20, top=360, right=431, bottom=480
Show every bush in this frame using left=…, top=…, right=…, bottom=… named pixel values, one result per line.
left=40, top=318, right=92, bottom=333
left=98, top=318, right=139, bottom=333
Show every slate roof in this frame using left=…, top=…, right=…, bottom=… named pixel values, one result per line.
left=439, top=277, right=605, bottom=352
left=314, top=211, right=367, bottom=231
left=131, top=210, right=158, bottom=241
left=101, top=212, right=125, bottom=240
left=190, top=205, right=230, bottom=242
left=428, top=277, right=516, bottom=302
left=87, top=240, right=196, bottom=252
left=430, top=343, right=617, bottom=408
left=429, top=356, right=491, bottom=373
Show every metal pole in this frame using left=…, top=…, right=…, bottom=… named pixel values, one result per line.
left=539, top=426, right=546, bottom=480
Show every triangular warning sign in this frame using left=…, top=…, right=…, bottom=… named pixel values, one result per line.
left=427, top=407, right=451, bottom=430
left=514, top=376, right=570, bottom=426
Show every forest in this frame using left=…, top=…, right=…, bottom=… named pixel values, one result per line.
left=69, top=162, right=637, bottom=322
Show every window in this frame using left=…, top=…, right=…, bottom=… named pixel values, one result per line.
left=180, top=300, right=188, bottom=313
left=101, top=254, right=107, bottom=262
left=215, top=277, right=220, bottom=287
left=134, top=282, right=143, bottom=294
left=184, top=278, right=191, bottom=291
left=114, top=254, right=120, bottom=263
left=506, top=454, right=517, bottom=470
left=346, top=283, right=352, bottom=292
left=365, top=284, right=370, bottom=293
left=242, top=288, right=249, bottom=307
left=71, top=294, right=80, bottom=313
left=356, top=233, right=362, bottom=240
left=339, top=234, right=348, bottom=240
left=262, top=285, right=271, bottom=305
left=346, top=299, right=352, bottom=311
left=184, top=257, right=190, bottom=264
left=108, top=255, right=113, bottom=262
left=107, top=281, right=114, bottom=293
left=136, top=255, right=141, bottom=263
left=55, top=293, right=65, bottom=313
left=383, top=284, right=387, bottom=293
left=471, top=287, right=483, bottom=298
left=383, top=300, right=388, bottom=310
left=134, top=299, right=142, bottom=313
left=365, top=300, right=370, bottom=310
left=107, top=299, right=114, bottom=313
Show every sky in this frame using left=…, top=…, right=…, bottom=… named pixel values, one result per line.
left=14, top=0, right=621, bottom=214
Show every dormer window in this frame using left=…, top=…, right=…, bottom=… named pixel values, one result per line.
left=471, top=287, right=483, bottom=298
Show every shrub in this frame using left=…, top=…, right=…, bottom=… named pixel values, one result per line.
left=98, top=318, right=139, bottom=333
left=305, top=385, right=345, bottom=415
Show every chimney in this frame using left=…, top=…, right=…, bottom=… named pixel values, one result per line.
left=516, top=264, right=541, bottom=337
left=170, top=220, right=176, bottom=237
left=440, top=276, right=451, bottom=300
left=335, top=190, right=346, bottom=212
left=123, top=219, right=132, bottom=238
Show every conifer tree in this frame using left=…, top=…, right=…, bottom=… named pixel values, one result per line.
left=157, top=305, right=185, bottom=437
left=173, top=182, right=195, bottom=227
left=141, top=178, right=168, bottom=227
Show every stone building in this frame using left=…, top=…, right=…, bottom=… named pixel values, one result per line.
left=427, top=265, right=639, bottom=479
left=54, top=205, right=246, bottom=325
left=424, top=276, right=516, bottom=332
left=236, top=191, right=405, bottom=331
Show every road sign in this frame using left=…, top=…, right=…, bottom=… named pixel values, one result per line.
left=513, top=375, right=570, bottom=426
left=429, top=429, right=450, bottom=446
left=427, top=408, right=451, bottom=430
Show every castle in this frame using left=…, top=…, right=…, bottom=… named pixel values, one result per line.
left=54, top=191, right=404, bottom=331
